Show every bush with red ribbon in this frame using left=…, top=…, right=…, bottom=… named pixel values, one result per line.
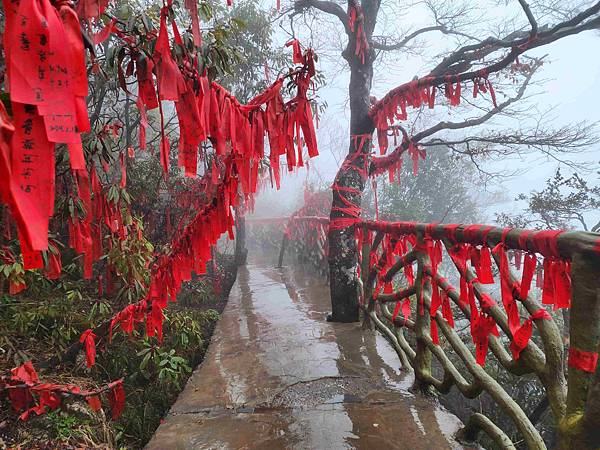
left=0, top=0, right=321, bottom=423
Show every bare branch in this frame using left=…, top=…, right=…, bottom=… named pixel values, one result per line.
left=293, top=0, right=349, bottom=33
left=437, top=2, right=600, bottom=76
left=422, top=124, right=599, bottom=152
left=423, top=121, right=599, bottom=173
left=518, top=0, right=539, bottom=36
left=371, top=25, right=448, bottom=51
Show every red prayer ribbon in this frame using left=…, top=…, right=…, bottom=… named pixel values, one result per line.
left=79, top=329, right=97, bottom=368
left=2, top=361, right=124, bottom=421
left=568, top=347, right=599, bottom=373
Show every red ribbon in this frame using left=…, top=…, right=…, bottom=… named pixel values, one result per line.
left=472, top=312, right=499, bottom=366
left=348, top=3, right=369, bottom=64
left=441, top=290, right=454, bottom=327
left=285, top=39, right=304, bottom=64
left=44, top=248, right=62, bottom=280
left=475, top=245, right=494, bottom=284
left=119, top=152, right=127, bottom=188
left=8, top=104, right=55, bottom=252
left=430, top=319, right=439, bottom=345
left=330, top=183, right=362, bottom=230
left=3, top=361, right=124, bottom=421
left=568, top=347, right=599, bottom=373
left=392, top=301, right=402, bottom=323
left=91, top=18, right=116, bottom=44
left=492, top=243, right=521, bottom=335
left=520, top=253, right=537, bottom=299
left=542, top=257, right=571, bottom=309
left=184, top=0, right=202, bottom=46
left=79, top=329, right=97, bottom=368
left=107, top=381, right=126, bottom=420
left=509, top=309, right=551, bottom=360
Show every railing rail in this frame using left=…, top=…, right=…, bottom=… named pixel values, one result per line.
left=263, top=215, right=600, bottom=450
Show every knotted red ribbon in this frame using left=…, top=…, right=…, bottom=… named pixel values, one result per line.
left=474, top=245, right=495, bottom=284
left=541, top=257, right=571, bottom=309
left=473, top=69, right=498, bottom=108
left=330, top=182, right=363, bottom=231
left=285, top=39, right=304, bottom=64
left=444, top=76, right=462, bottom=107
left=392, top=298, right=411, bottom=325
left=407, top=141, right=426, bottom=176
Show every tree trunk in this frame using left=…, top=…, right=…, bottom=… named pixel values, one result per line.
left=328, top=2, right=378, bottom=322
left=235, top=207, right=248, bottom=266
left=328, top=157, right=365, bottom=321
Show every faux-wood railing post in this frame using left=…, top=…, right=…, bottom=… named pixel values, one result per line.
left=360, top=225, right=371, bottom=304
left=559, top=250, right=600, bottom=449
left=413, top=231, right=433, bottom=393
left=277, top=233, right=288, bottom=268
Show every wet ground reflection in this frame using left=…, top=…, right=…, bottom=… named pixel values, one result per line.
left=146, top=263, right=472, bottom=450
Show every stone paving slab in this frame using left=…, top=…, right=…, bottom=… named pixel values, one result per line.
left=146, top=264, right=471, bottom=450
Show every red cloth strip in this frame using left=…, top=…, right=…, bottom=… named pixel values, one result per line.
left=530, top=230, right=563, bottom=258
left=568, top=347, right=599, bottom=373
left=79, top=329, right=97, bottom=368
left=509, top=309, right=551, bottom=360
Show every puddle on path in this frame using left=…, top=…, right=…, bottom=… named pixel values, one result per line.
left=146, top=263, right=473, bottom=450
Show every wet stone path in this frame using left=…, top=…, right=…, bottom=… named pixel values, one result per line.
left=146, top=264, right=470, bottom=450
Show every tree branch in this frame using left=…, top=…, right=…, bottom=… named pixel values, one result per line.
left=421, top=124, right=598, bottom=150
left=429, top=0, right=600, bottom=77
left=293, top=0, right=349, bottom=33
left=369, top=60, right=538, bottom=176
left=370, top=1, right=600, bottom=118
left=372, top=20, right=483, bottom=52
left=518, top=0, right=539, bottom=36
left=371, top=25, right=446, bottom=51
left=415, top=72, right=535, bottom=142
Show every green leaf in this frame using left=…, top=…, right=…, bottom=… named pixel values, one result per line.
left=140, top=352, right=152, bottom=370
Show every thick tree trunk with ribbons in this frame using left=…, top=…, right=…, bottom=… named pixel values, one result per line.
left=328, top=137, right=370, bottom=322
left=328, top=0, right=378, bottom=322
